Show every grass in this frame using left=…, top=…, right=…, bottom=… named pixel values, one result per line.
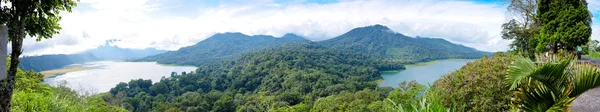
left=40, top=66, right=92, bottom=78
left=404, top=59, right=475, bottom=68
left=587, top=52, right=600, bottom=59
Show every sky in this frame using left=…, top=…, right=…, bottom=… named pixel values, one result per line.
left=16, top=0, right=600, bottom=56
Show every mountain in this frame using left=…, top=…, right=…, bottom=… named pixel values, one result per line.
left=86, top=41, right=167, bottom=60
left=102, top=25, right=488, bottom=111
left=319, top=24, right=487, bottom=63
left=106, top=43, right=403, bottom=112
left=18, top=41, right=168, bottom=72
left=133, top=33, right=310, bottom=66
left=18, top=53, right=99, bottom=72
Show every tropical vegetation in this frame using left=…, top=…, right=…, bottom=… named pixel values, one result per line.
left=507, top=55, right=600, bottom=111
left=0, top=0, right=78, bottom=110
left=9, top=58, right=127, bottom=111
left=4, top=0, right=599, bottom=111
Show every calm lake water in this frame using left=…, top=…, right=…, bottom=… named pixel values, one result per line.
left=44, top=61, right=197, bottom=93
left=379, top=59, right=475, bottom=88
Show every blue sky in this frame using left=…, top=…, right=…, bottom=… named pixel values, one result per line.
left=18, top=0, right=600, bottom=56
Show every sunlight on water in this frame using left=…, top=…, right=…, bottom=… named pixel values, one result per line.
left=379, top=59, right=475, bottom=88
left=43, top=61, right=197, bottom=93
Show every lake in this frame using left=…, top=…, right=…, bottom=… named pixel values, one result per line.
left=43, top=61, right=197, bottom=93
left=378, top=59, right=475, bottom=88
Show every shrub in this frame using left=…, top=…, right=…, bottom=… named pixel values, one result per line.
left=429, top=53, right=513, bottom=111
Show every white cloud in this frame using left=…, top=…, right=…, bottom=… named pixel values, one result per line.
left=20, top=0, right=536, bottom=56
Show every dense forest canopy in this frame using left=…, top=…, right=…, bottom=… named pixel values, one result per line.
left=105, top=43, right=407, bottom=111
left=103, top=25, right=488, bottom=111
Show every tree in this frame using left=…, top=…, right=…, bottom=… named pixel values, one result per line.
left=0, top=0, right=77, bottom=110
left=502, top=0, right=539, bottom=58
left=507, top=56, right=600, bottom=111
left=535, top=0, right=592, bottom=52
left=584, top=40, right=600, bottom=54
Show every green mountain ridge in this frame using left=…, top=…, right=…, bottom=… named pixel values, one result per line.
left=104, top=25, right=489, bottom=111
left=105, top=43, right=398, bottom=111
left=320, top=24, right=487, bottom=63
left=133, top=33, right=311, bottom=66
left=136, top=24, right=487, bottom=67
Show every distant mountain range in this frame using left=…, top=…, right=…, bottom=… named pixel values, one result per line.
left=132, top=33, right=310, bottom=66
left=136, top=24, right=487, bottom=66
left=20, top=24, right=488, bottom=71
left=19, top=41, right=167, bottom=72
left=320, top=25, right=486, bottom=63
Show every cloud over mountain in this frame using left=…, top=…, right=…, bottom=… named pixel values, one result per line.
left=18, top=0, right=600, bottom=56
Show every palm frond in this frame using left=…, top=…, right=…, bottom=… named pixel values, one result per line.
left=571, top=63, right=600, bottom=97
left=511, top=82, right=556, bottom=111
left=507, top=56, right=537, bottom=90
left=526, top=58, right=571, bottom=93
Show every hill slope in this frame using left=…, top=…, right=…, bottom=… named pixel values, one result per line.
left=133, top=33, right=310, bottom=66
left=319, top=24, right=487, bottom=63
left=105, top=43, right=402, bottom=111
left=19, top=53, right=99, bottom=72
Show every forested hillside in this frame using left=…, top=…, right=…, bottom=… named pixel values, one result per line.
left=320, top=25, right=487, bottom=63
left=134, top=33, right=310, bottom=66
left=103, top=43, right=406, bottom=111
left=19, top=54, right=98, bottom=72
left=136, top=25, right=486, bottom=67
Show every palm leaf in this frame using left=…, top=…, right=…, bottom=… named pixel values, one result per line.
left=511, top=82, right=556, bottom=111
left=507, top=56, right=537, bottom=90
left=571, top=63, right=600, bottom=97
left=526, top=58, right=571, bottom=93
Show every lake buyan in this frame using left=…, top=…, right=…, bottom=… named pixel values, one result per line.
left=379, top=59, right=475, bottom=88
left=44, top=61, right=197, bottom=93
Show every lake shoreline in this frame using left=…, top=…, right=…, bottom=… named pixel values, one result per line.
left=378, top=58, right=476, bottom=87
left=381, top=58, right=477, bottom=73
left=43, top=61, right=198, bottom=93
left=41, top=66, right=94, bottom=78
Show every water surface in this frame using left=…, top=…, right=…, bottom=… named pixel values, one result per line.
left=44, top=61, right=197, bottom=93
left=379, top=59, right=475, bottom=88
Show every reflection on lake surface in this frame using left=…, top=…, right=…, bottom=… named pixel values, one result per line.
left=379, top=59, right=475, bottom=88
left=44, top=61, right=197, bottom=93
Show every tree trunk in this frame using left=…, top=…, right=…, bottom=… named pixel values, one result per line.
left=0, top=24, right=10, bottom=112
left=0, top=19, right=25, bottom=112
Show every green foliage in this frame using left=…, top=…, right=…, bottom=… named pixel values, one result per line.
left=107, top=43, right=401, bottom=111
left=19, top=54, right=98, bottom=72
left=507, top=55, right=600, bottom=111
left=387, top=81, right=425, bottom=109
left=536, top=0, right=592, bottom=52
left=1, top=0, right=78, bottom=110
left=106, top=25, right=486, bottom=111
left=430, top=53, right=513, bottom=111
left=10, top=68, right=127, bottom=111
left=588, top=52, right=600, bottom=59
left=501, top=19, right=538, bottom=58
left=584, top=40, right=600, bottom=54
left=385, top=97, right=449, bottom=112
